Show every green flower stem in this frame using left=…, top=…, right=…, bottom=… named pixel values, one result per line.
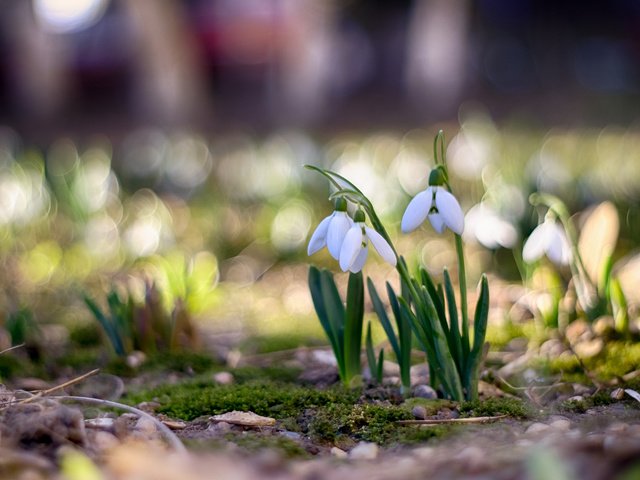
left=454, top=233, right=470, bottom=358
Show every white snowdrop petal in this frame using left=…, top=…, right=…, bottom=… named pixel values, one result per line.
left=401, top=190, right=431, bottom=233
left=435, top=189, right=464, bottom=235
left=339, top=225, right=363, bottom=272
left=349, top=246, right=369, bottom=273
left=307, top=215, right=331, bottom=255
left=365, top=226, right=397, bottom=266
left=428, top=212, right=446, bottom=234
left=522, top=223, right=550, bottom=263
left=547, top=224, right=572, bottom=265
left=327, top=212, right=353, bottom=260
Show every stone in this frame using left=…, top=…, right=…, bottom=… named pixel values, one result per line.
left=212, top=372, right=234, bottom=385
left=592, top=316, right=615, bottom=337
left=91, top=430, right=120, bottom=452
left=549, top=419, right=571, bottom=431
left=209, top=411, right=276, bottom=427
left=349, top=442, right=379, bottom=460
left=610, top=388, right=625, bottom=400
left=565, top=319, right=591, bottom=344
left=573, top=338, right=604, bottom=359
left=331, top=447, right=348, bottom=458
left=526, top=422, right=550, bottom=434
left=135, top=416, right=157, bottom=435
left=413, top=384, right=438, bottom=399
left=412, top=406, right=427, bottom=420
left=162, top=420, right=186, bottom=430
left=85, top=417, right=115, bottom=431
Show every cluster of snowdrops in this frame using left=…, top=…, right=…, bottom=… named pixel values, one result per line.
left=303, top=132, right=610, bottom=401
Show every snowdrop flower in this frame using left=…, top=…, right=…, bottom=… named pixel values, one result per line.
left=339, top=209, right=396, bottom=273
left=401, top=169, right=464, bottom=235
left=307, top=198, right=353, bottom=259
left=522, top=218, right=571, bottom=265
left=464, top=203, right=518, bottom=249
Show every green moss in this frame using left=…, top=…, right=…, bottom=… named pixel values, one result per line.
left=239, top=334, right=324, bottom=355
left=126, top=380, right=359, bottom=421
left=231, top=365, right=302, bottom=384
left=225, top=432, right=309, bottom=459
left=401, top=398, right=457, bottom=416
left=69, top=323, right=103, bottom=347
left=537, top=341, right=640, bottom=384
left=142, top=352, right=218, bottom=374
left=459, top=397, right=533, bottom=419
left=0, top=354, right=28, bottom=380
left=309, top=403, right=446, bottom=445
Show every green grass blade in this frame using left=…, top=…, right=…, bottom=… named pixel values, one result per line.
left=308, top=266, right=345, bottom=378
left=365, top=322, right=379, bottom=383
left=368, top=278, right=400, bottom=359
left=443, top=269, right=463, bottom=374
left=83, top=294, right=125, bottom=356
left=344, top=271, right=365, bottom=381
left=387, top=283, right=412, bottom=391
left=377, top=349, right=385, bottom=384
left=465, top=275, right=490, bottom=400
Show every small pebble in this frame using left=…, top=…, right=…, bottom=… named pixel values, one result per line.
left=213, top=372, right=234, bottom=385
left=349, top=442, right=379, bottom=460
left=526, top=422, right=550, bottom=434
left=135, top=417, right=157, bottom=435
left=413, top=385, right=438, bottom=399
left=331, top=447, right=348, bottom=459
left=91, top=431, right=120, bottom=452
left=549, top=419, right=571, bottom=431
left=611, top=388, right=625, bottom=400
left=412, top=406, right=427, bottom=420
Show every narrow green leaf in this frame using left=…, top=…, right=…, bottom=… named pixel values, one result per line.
left=83, top=294, right=125, bottom=356
left=465, top=275, right=490, bottom=401
left=387, top=282, right=412, bottom=391
left=610, top=277, right=629, bottom=335
left=377, top=349, right=385, bottom=384
left=368, top=278, right=400, bottom=359
left=308, top=266, right=345, bottom=378
left=443, top=269, right=463, bottom=374
left=344, top=271, right=365, bottom=381
left=365, top=322, right=378, bottom=383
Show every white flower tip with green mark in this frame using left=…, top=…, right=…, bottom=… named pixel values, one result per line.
left=339, top=223, right=396, bottom=273
left=401, top=186, right=464, bottom=235
left=523, top=220, right=571, bottom=265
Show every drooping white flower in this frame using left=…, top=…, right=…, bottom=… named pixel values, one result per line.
left=339, top=210, right=396, bottom=273
left=401, top=186, right=464, bottom=235
left=464, top=203, right=518, bottom=249
left=307, top=198, right=353, bottom=259
left=522, top=219, right=572, bottom=265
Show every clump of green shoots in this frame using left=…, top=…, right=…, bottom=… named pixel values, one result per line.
left=83, top=279, right=199, bottom=357
left=306, top=131, right=490, bottom=401
left=523, top=193, right=630, bottom=333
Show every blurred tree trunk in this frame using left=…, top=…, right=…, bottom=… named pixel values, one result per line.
left=121, top=0, right=209, bottom=125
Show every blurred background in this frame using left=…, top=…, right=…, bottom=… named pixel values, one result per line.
left=1, top=0, right=640, bottom=138
left=0, top=0, right=640, bottom=359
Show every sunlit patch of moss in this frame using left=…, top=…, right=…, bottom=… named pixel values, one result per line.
left=485, top=322, right=527, bottom=350
left=593, top=341, right=640, bottom=379
left=309, top=403, right=447, bottom=446
left=459, top=397, right=533, bottom=419
left=537, top=341, right=640, bottom=383
left=126, top=380, right=359, bottom=421
left=559, top=387, right=639, bottom=413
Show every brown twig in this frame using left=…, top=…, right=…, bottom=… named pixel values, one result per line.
left=397, top=415, right=508, bottom=425
left=17, top=369, right=101, bottom=405
left=0, top=343, right=25, bottom=355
